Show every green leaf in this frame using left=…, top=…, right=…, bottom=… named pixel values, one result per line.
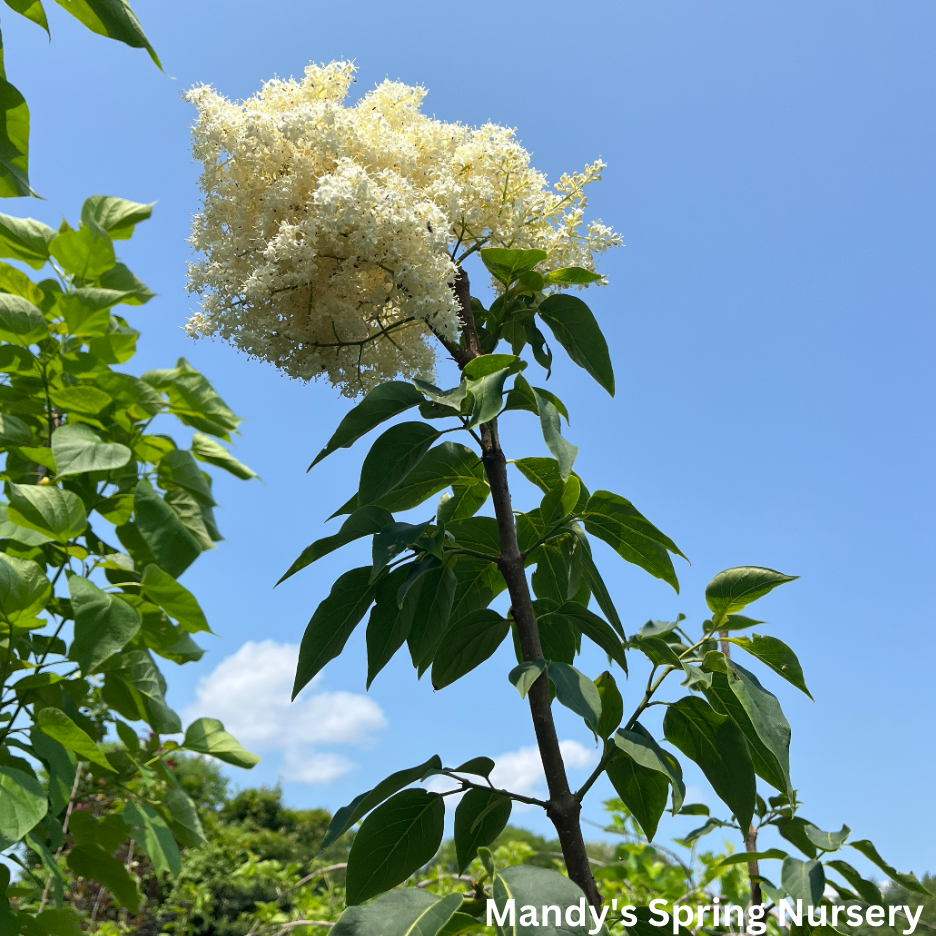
left=80, top=195, right=153, bottom=240
left=715, top=849, right=789, bottom=867
left=36, top=707, right=113, bottom=772
left=372, top=521, right=432, bottom=581
left=280, top=507, right=395, bottom=587
left=29, top=727, right=75, bottom=815
left=144, top=358, right=240, bottom=439
left=68, top=574, right=141, bottom=673
left=431, top=609, right=510, bottom=689
left=293, top=567, right=377, bottom=698
left=537, top=293, right=614, bottom=396
left=164, top=786, right=205, bottom=848
left=453, top=756, right=496, bottom=777
left=454, top=788, right=511, bottom=873
left=157, top=449, right=215, bottom=506
left=706, top=663, right=792, bottom=799
left=0, top=295, right=46, bottom=344
left=49, top=225, right=116, bottom=279
left=7, top=483, right=87, bottom=543
left=122, top=801, right=180, bottom=877
left=140, top=564, right=210, bottom=633
left=508, top=659, right=546, bottom=698
left=825, top=860, right=884, bottom=905
left=190, top=432, right=257, bottom=480
left=332, top=890, right=461, bottom=936
left=594, top=671, right=624, bottom=739
left=0, top=75, right=31, bottom=198
left=365, top=567, right=416, bottom=688
left=4, top=0, right=48, bottom=33
left=359, top=422, right=440, bottom=505
left=414, top=377, right=468, bottom=413
left=0, top=212, right=53, bottom=268
left=663, top=695, right=754, bottom=832
left=705, top=567, right=798, bottom=620
left=102, top=649, right=181, bottom=734
left=492, top=864, right=594, bottom=935
left=50, top=423, right=131, bottom=477
left=405, top=564, right=458, bottom=674
left=581, top=490, right=684, bottom=592
left=533, top=389, right=577, bottom=480
left=776, top=816, right=819, bottom=859
left=463, top=353, right=525, bottom=428
left=548, top=662, right=602, bottom=732
left=371, top=442, right=487, bottom=514
left=98, top=260, right=155, bottom=303
left=345, top=788, right=445, bottom=904
left=320, top=755, right=442, bottom=852
left=0, top=553, right=49, bottom=621
left=51, top=0, right=161, bottom=66
left=479, top=248, right=547, bottom=286
left=781, top=857, right=824, bottom=907
left=614, top=724, right=686, bottom=813
left=312, top=381, right=426, bottom=468
left=803, top=824, right=850, bottom=852
left=0, top=766, right=46, bottom=842
left=437, top=483, right=489, bottom=524
left=849, top=840, right=934, bottom=895
left=66, top=844, right=140, bottom=911
left=607, top=751, right=669, bottom=841
left=573, top=534, right=623, bottom=638
left=133, top=479, right=202, bottom=578
left=724, top=634, right=812, bottom=699
left=0, top=412, right=31, bottom=446
left=544, top=602, right=627, bottom=671
left=543, top=267, right=603, bottom=285
left=182, top=717, right=260, bottom=768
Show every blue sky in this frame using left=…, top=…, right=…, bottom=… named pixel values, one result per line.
left=6, top=1, right=934, bottom=877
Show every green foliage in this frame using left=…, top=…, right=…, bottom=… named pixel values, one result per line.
left=0, top=200, right=258, bottom=930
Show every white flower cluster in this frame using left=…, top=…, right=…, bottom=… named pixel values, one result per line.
left=185, top=61, right=621, bottom=395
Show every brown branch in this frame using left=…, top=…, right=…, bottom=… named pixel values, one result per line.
left=449, top=265, right=602, bottom=909
left=746, top=823, right=762, bottom=907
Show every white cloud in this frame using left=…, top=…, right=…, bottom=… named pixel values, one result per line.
left=184, top=640, right=386, bottom=785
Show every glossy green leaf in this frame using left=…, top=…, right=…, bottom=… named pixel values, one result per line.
left=614, top=724, right=686, bottom=813
left=776, top=816, right=819, bottom=859
left=543, top=267, right=603, bottom=285
left=359, top=422, right=440, bottom=504
left=849, top=840, right=933, bottom=895
left=707, top=663, right=792, bottom=798
left=7, top=483, right=87, bottom=543
left=319, top=755, right=442, bottom=851
left=454, top=788, right=512, bottom=873
left=581, top=490, right=683, bottom=592
left=51, top=0, right=161, bottom=66
left=98, top=260, right=154, bottom=303
left=825, top=860, right=884, bottom=905
left=508, top=659, right=546, bottom=699
left=479, top=247, right=547, bottom=286
left=0, top=295, right=46, bottom=345
left=533, top=389, right=577, bottom=480
left=49, top=225, right=116, bottom=279
left=68, top=574, right=141, bottom=673
left=0, top=212, right=54, bottom=268
left=102, top=649, right=181, bottom=734
left=365, top=567, right=416, bottom=688
left=705, top=567, right=798, bottom=620
left=331, top=890, right=458, bottom=936
left=29, top=727, right=75, bottom=816
left=663, top=695, right=754, bottom=832
left=414, top=377, right=468, bottom=413
left=293, top=567, right=377, bottom=698
left=607, top=752, right=669, bottom=841
left=0, top=75, right=31, bottom=198
left=537, top=293, right=614, bottom=395
left=453, top=756, right=495, bottom=777
left=345, top=788, right=445, bottom=904
left=164, top=786, right=205, bottom=848
left=803, top=823, right=850, bottom=852
left=437, top=483, right=489, bottom=524
left=122, top=801, right=180, bottom=877
left=66, top=844, right=140, bottom=911
left=50, top=423, right=131, bottom=477
left=548, top=661, right=602, bottom=732
left=144, top=357, right=240, bottom=439
left=140, top=564, right=210, bottom=633
left=182, top=717, right=260, bottom=768
left=0, top=412, right=31, bottom=446
left=715, top=848, right=789, bottom=867
left=0, top=553, right=49, bottom=621
left=463, top=353, right=525, bottom=428
left=312, top=381, right=426, bottom=468
left=36, top=707, right=114, bottom=772
left=133, top=480, right=201, bottom=578
left=157, top=449, right=215, bottom=506
left=724, top=633, right=812, bottom=699
left=594, top=671, right=624, bottom=739
left=80, top=195, right=153, bottom=240
left=371, top=520, right=431, bottom=580
left=544, top=602, right=627, bottom=670
left=782, top=857, right=824, bottom=907
left=492, top=864, right=593, bottom=935
left=190, top=432, right=257, bottom=480
left=431, top=608, right=510, bottom=689
left=406, top=564, right=458, bottom=673
left=0, top=766, right=46, bottom=841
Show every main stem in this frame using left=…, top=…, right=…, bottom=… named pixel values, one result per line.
left=450, top=268, right=602, bottom=908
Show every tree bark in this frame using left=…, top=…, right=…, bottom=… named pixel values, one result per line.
left=746, top=823, right=763, bottom=906
left=450, top=266, right=602, bottom=908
